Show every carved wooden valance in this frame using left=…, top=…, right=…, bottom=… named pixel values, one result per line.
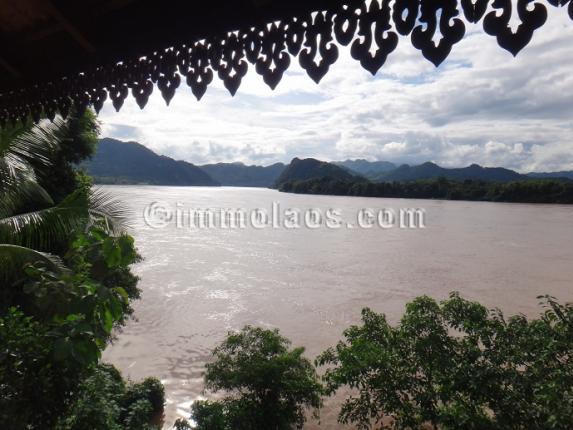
left=0, top=0, right=571, bottom=126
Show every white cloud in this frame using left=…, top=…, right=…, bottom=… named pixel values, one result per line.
left=99, top=5, right=573, bottom=172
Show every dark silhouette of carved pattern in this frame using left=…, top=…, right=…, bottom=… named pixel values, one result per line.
left=0, top=0, right=571, bottom=126
left=333, top=2, right=360, bottom=46
left=210, top=33, right=248, bottom=96
left=412, top=0, right=466, bottom=67
left=461, top=0, right=490, bottom=23
left=255, top=23, right=291, bottom=90
left=487, top=0, right=549, bottom=56
left=392, top=0, right=419, bottom=35
left=156, top=49, right=181, bottom=105
left=299, top=11, right=339, bottom=83
left=181, top=42, right=214, bottom=101
left=108, top=62, right=130, bottom=112
left=350, top=0, right=398, bottom=75
left=285, top=17, right=306, bottom=56
left=90, top=87, right=108, bottom=114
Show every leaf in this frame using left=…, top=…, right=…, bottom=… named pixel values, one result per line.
left=115, top=287, right=129, bottom=302
left=102, top=309, right=114, bottom=334
left=106, top=297, right=124, bottom=322
left=71, top=234, right=89, bottom=249
left=53, top=337, right=72, bottom=361
left=71, top=339, right=100, bottom=365
left=0, top=189, right=89, bottom=250
left=66, top=314, right=82, bottom=322
left=102, top=238, right=121, bottom=268
left=118, top=234, right=137, bottom=265
left=88, top=188, right=131, bottom=234
left=0, top=187, right=130, bottom=251
left=0, top=244, right=69, bottom=284
left=0, top=120, right=58, bottom=195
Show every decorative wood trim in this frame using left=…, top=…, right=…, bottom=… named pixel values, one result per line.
left=1, top=0, right=571, bottom=125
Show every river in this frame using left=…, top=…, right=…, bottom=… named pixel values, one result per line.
left=101, top=185, right=573, bottom=428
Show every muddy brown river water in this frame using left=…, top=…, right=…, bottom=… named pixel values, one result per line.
left=101, top=185, right=573, bottom=428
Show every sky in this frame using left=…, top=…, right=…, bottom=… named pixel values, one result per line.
left=99, top=6, right=573, bottom=173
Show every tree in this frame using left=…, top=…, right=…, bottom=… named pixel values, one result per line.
left=54, top=364, right=164, bottom=430
left=279, top=177, right=573, bottom=204
left=0, top=116, right=126, bottom=259
left=316, top=293, right=573, bottom=430
left=0, top=224, right=144, bottom=429
left=191, top=326, right=323, bottom=430
left=38, top=108, right=100, bottom=203
left=0, top=111, right=160, bottom=429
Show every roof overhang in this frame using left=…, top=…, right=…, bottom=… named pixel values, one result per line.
left=0, top=0, right=571, bottom=125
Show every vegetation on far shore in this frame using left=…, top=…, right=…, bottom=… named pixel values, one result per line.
left=279, top=176, right=573, bottom=204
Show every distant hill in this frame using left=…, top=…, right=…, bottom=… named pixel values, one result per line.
left=527, top=171, right=573, bottom=180
left=84, top=142, right=573, bottom=188
left=200, top=162, right=285, bottom=187
left=375, top=162, right=526, bottom=182
left=84, top=138, right=219, bottom=186
left=274, top=157, right=356, bottom=188
left=335, top=159, right=396, bottom=178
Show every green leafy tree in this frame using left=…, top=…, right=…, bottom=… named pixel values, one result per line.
left=317, top=293, right=573, bottom=430
left=0, top=226, right=143, bottom=428
left=55, top=364, right=164, bottom=430
left=38, top=108, right=99, bottom=203
left=0, top=307, right=82, bottom=428
left=0, top=115, right=126, bottom=262
left=0, top=111, right=161, bottom=429
left=191, top=326, right=323, bottom=430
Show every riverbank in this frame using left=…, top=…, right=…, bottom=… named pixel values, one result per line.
left=278, top=177, right=573, bottom=204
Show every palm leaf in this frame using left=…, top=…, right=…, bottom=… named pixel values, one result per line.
left=0, top=244, right=68, bottom=284
left=0, top=188, right=130, bottom=251
left=87, top=187, right=131, bottom=234
left=0, top=177, right=54, bottom=219
left=0, top=119, right=62, bottom=193
left=0, top=191, right=88, bottom=250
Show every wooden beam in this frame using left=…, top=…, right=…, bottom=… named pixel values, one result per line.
left=40, top=0, right=96, bottom=53
left=24, top=0, right=136, bottom=44
left=0, top=57, right=21, bottom=79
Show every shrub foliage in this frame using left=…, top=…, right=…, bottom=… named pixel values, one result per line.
left=316, top=293, right=573, bottom=430
left=191, top=326, right=323, bottom=430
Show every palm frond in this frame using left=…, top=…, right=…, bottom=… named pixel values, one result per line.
left=0, top=190, right=89, bottom=250
left=0, top=188, right=130, bottom=251
left=88, top=187, right=131, bottom=234
left=0, top=244, right=68, bottom=283
left=0, top=177, right=54, bottom=219
left=0, top=119, right=63, bottom=193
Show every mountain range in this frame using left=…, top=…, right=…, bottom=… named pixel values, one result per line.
left=83, top=138, right=573, bottom=187
left=334, top=159, right=396, bottom=177
left=84, top=138, right=219, bottom=186
left=273, top=157, right=355, bottom=187
left=201, top=162, right=286, bottom=187
left=375, top=162, right=526, bottom=182
left=527, top=171, right=573, bottom=180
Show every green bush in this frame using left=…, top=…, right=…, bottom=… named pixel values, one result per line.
left=0, top=224, right=150, bottom=428
left=55, top=364, right=164, bottom=430
left=317, top=293, right=573, bottom=430
left=191, top=326, right=323, bottom=430
left=122, top=376, right=165, bottom=423
left=0, top=110, right=160, bottom=429
left=0, top=308, right=80, bottom=428
left=173, top=418, right=193, bottom=430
